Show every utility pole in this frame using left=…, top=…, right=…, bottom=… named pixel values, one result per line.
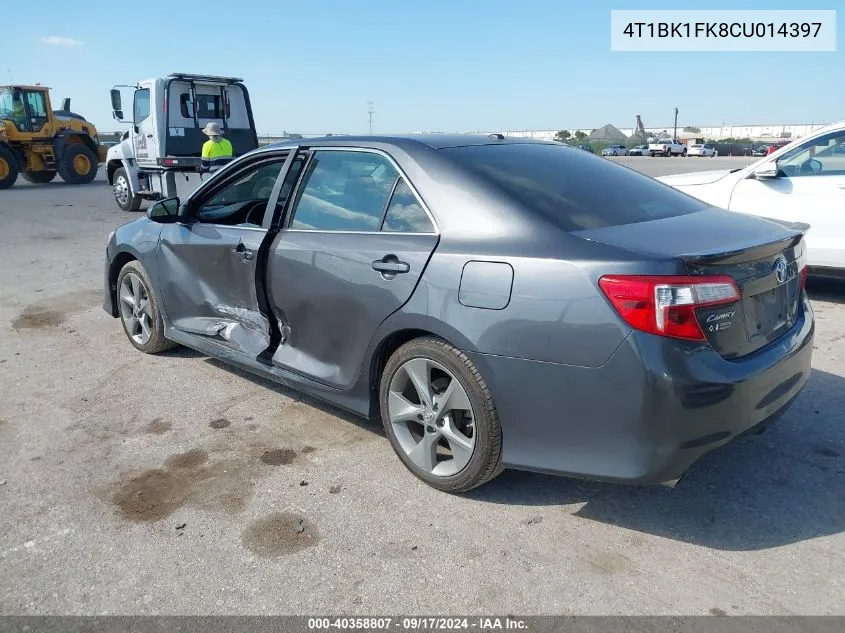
left=367, top=101, right=374, bottom=135
left=673, top=106, right=679, bottom=140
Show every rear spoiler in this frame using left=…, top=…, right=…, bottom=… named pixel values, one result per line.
left=680, top=224, right=807, bottom=266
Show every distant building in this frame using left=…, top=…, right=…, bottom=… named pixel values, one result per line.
left=496, top=122, right=830, bottom=142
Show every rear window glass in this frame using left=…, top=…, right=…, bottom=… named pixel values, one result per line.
left=442, top=143, right=707, bottom=231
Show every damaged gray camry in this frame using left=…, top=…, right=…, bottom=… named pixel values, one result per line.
left=104, top=135, right=814, bottom=492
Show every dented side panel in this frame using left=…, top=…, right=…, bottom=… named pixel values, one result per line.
left=157, top=223, right=270, bottom=356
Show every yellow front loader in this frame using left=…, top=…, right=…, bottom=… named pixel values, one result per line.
left=0, top=84, right=107, bottom=189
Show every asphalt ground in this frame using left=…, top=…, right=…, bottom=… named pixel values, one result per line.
left=1, top=155, right=843, bottom=615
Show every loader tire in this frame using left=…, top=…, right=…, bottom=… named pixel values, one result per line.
left=57, top=144, right=98, bottom=184
left=22, top=170, right=57, bottom=184
left=0, top=145, right=19, bottom=189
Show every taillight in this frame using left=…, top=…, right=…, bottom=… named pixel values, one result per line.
left=797, top=245, right=808, bottom=292
left=599, top=275, right=740, bottom=341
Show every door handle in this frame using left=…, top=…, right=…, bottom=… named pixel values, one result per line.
left=372, top=255, right=410, bottom=275
left=146, top=134, right=153, bottom=138
left=232, top=242, right=255, bottom=261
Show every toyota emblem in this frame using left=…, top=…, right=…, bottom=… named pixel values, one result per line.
left=774, top=257, right=788, bottom=284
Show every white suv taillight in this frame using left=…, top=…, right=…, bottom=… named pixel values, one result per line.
left=599, top=275, right=740, bottom=341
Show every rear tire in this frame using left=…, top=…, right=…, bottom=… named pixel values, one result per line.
left=21, top=170, right=57, bottom=184
left=116, top=260, right=177, bottom=354
left=0, top=145, right=19, bottom=189
left=57, top=144, right=98, bottom=184
left=113, top=167, right=141, bottom=211
left=379, top=337, right=503, bottom=493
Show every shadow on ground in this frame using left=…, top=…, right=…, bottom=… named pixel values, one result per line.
left=807, top=277, right=845, bottom=305
left=468, top=369, right=845, bottom=551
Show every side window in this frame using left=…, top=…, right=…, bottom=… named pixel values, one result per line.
left=24, top=91, right=48, bottom=130
left=290, top=151, right=398, bottom=231
left=382, top=179, right=434, bottom=233
left=194, top=159, right=286, bottom=227
left=196, top=94, right=222, bottom=119
left=778, top=131, right=845, bottom=177
left=179, top=93, right=192, bottom=118
left=134, top=89, right=150, bottom=123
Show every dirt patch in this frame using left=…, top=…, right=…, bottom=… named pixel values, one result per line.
left=111, top=469, right=193, bottom=522
left=144, top=418, right=172, bottom=435
left=11, top=289, right=100, bottom=331
left=165, top=449, right=209, bottom=469
left=241, top=512, right=320, bottom=557
left=109, top=450, right=253, bottom=522
left=209, top=418, right=231, bottom=430
left=12, top=309, right=65, bottom=330
left=814, top=445, right=841, bottom=458
left=301, top=445, right=316, bottom=454
left=260, top=448, right=297, bottom=466
left=710, top=608, right=728, bottom=617
left=329, top=485, right=342, bottom=494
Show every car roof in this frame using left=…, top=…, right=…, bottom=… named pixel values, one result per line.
left=264, top=134, right=556, bottom=151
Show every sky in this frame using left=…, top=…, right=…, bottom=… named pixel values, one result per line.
left=5, top=0, right=842, bottom=135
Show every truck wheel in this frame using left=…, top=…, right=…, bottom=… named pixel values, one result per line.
left=0, top=145, right=19, bottom=189
left=57, top=144, right=98, bottom=184
left=113, top=167, right=142, bottom=211
left=21, top=170, right=57, bottom=184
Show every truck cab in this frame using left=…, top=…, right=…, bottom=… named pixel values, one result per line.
left=106, top=73, right=259, bottom=210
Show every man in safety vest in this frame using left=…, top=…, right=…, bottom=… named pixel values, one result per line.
left=201, top=121, right=233, bottom=170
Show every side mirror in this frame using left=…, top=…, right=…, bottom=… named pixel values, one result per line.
left=147, top=197, right=181, bottom=223
left=110, top=89, right=122, bottom=111
left=752, top=161, right=779, bottom=179
left=112, top=110, right=124, bottom=121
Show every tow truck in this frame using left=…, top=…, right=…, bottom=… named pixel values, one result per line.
left=105, top=73, right=259, bottom=210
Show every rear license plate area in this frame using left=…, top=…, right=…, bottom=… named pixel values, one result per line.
left=745, top=286, right=789, bottom=340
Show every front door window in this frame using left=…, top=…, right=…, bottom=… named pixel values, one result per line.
left=24, top=91, right=49, bottom=132
left=778, top=131, right=845, bottom=177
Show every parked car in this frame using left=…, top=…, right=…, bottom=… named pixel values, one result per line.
left=658, top=120, right=845, bottom=274
left=687, top=143, right=717, bottom=157
left=626, top=145, right=649, bottom=156
left=578, top=144, right=594, bottom=153
left=648, top=138, right=686, bottom=157
left=104, top=135, right=813, bottom=492
left=601, top=144, right=627, bottom=157
left=752, top=146, right=769, bottom=157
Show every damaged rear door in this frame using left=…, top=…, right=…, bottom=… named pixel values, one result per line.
left=157, top=150, right=296, bottom=356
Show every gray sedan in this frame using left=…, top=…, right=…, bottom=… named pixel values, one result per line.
left=103, top=135, right=814, bottom=492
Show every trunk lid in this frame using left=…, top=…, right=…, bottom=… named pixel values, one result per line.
left=574, top=209, right=808, bottom=358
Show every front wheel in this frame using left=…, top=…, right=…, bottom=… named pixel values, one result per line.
left=116, top=260, right=177, bottom=354
left=380, top=337, right=502, bottom=493
left=0, top=145, right=19, bottom=189
left=113, top=167, right=141, bottom=211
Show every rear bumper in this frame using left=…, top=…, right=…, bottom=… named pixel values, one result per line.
left=470, top=296, right=814, bottom=484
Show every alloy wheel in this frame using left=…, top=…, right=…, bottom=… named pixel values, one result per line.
left=388, top=357, right=476, bottom=477
left=118, top=272, right=153, bottom=345
left=114, top=175, right=130, bottom=206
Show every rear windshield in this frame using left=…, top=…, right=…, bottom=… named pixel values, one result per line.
left=442, top=143, right=707, bottom=231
